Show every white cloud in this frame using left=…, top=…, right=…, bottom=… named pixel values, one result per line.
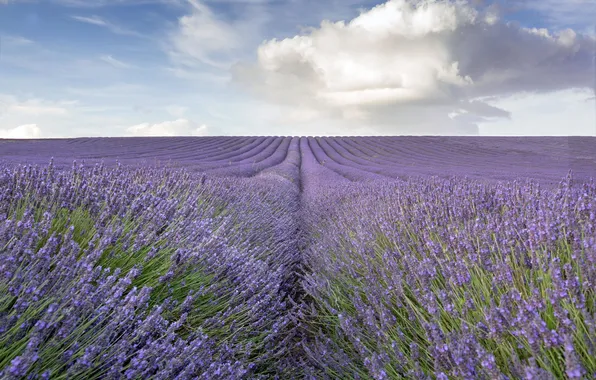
left=0, top=94, right=82, bottom=137
left=232, top=0, right=595, bottom=135
left=71, top=15, right=108, bottom=26
left=167, top=0, right=269, bottom=70
left=10, top=104, right=68, bottom=115
left=125, top=118, right=209, bottom=136
left=99, top=54, right=135, bottom=69
left=50, top=0, right=186, bottom=7
left=349, top=0, right=477, bottom=36
left=12, top=103, right=69, bottom=116
left=71, top=15, right=146, bottom=38
left=2, top=35, right=34, bottom=45
left=0, top=124, right=42, bottom=139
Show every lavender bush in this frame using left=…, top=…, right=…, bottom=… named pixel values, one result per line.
left=301, top=174, right=596, bottom=379
left=0, top=160, right=302, bottom=379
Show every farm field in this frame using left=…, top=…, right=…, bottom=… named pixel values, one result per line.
left=1, top=137, right=595, bottom=186
left=1, top=136, right=595, bottom=379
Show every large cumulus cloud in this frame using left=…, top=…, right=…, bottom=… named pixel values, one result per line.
left=232, top=0, right=594, bottom=135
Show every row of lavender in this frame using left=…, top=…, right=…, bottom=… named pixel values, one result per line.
left=2, top=137, right=595, bottom=185
left=0, top=137, right=293, bottom=177
left=304, top=137, right=596, bottom=186
left=0, top=160, right=304, bottom=378
left=300, top=173, right=596, bottom=379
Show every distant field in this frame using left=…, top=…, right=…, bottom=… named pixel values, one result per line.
left=1, top=136, right=595, bottom=185
left=1, top=136, right=595, bottom=379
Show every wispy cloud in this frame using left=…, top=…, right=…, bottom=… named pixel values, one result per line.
left=167, top=0, right=269, bottom=70
left=125, top=118, right=208, bottom=136
left=0, top=95, right=73, bottom=116
left=56, top=0, right=185, bottom=7
left=71, top=15, right=107, bottom=26
left=2, top=0, right=184, bottom=6
left=99, top=54, right=135, bottom=69
left=71, top=15, right=147, bottom=38
left=1, top=35, right=34, bottom=45
left=505, top=0, right=596, bottom=32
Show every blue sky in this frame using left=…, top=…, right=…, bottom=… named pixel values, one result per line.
left=0, top=0, right=594, bottom=137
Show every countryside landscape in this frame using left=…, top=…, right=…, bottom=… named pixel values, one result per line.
left=0, top=136, right=595, bottom=378
left=1, top=0, right=596, bottom=377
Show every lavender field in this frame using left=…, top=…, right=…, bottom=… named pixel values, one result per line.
left=1, top=136, right=595, bottom=379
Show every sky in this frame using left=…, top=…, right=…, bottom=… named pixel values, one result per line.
left=0, top=0, right=594, bottom=138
